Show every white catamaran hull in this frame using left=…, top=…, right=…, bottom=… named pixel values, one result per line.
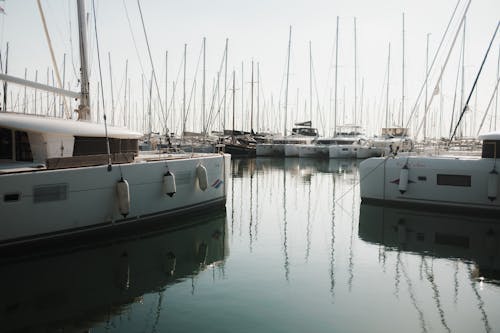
left=0, top=154, right=229, bottom=247
left=359, top=155, right=500, bottom=212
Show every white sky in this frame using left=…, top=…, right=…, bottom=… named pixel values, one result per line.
left=1, top=0, right=499, bottom=138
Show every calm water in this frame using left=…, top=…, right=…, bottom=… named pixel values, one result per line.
left=2, top=158, right=499, bottom=332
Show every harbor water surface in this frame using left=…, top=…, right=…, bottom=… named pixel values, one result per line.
left=2, top=158, right=499, bottom=332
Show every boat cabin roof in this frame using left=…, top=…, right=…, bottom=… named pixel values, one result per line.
left=478, top=131, right=500, bottom=141
left=0, top=112, right=142, bottom=139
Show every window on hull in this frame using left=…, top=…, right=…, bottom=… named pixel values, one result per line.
left=436, top=174, right=471, bottom=187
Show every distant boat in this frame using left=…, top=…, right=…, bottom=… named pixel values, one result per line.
left=256, top=122, right=318, bottom=157
left=328, top=124, right=366, bottom=159
left=0, top=0, right=229, bottom=250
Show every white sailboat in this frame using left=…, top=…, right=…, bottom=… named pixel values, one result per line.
left=359, top=132, right=500, bottom=213
left=359, top=16, right=500, bottom=213
left=0, top=0, right=229, bottom=250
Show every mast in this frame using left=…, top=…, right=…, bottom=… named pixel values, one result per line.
left=334, top=17, right=339, bottom=135
left=424, top=33, right=430, bottom=140
left=76, top=0, right=90, bottom=120
left=354, top=17, right=358, bottom=125
left=124, top=59, right=128, bottom=126
left=385, top=43, right=391, bottom=128
left=182, top=43, right=187, bottom=141
left=2, top=42, right=8, bottom=112
left=165, top=51, right=168, bottom=134
left=251, top=59, right=254, bottom=133
left=309, top=40, right=313, bottom=123
left=232, top=70, right=236, bottom=143
left=496, top=45, right=500, bottom=131
left=202, top=37, right=206, bottom=136
left=241, top=61, right=244, bottom=131
left=401, top=12, right=405, bottom=128
left=108, top=52, right=115, bottom=124
left=257, top=62, right=260, bottom=132
left=223, top=39, right=228, bottom=133
left=284, top=25, right=292, bottom=136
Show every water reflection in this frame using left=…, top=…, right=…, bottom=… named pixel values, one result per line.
left=0, top=213, right=228, bottom=333
left=230, top=157, right=359, bottom=292
left=359, top=203, right=499, bottom=333
left=358, top=204, right=500, bottom=284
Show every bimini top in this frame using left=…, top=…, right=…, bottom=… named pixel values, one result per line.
left=0, top=112, right=143, bottom=139
left=478, top=131, right=500, bottom=141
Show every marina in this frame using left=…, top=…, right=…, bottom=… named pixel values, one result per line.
left=1, top=158, right=499, bottom=332
left=0, top=0, right=499, bottom=331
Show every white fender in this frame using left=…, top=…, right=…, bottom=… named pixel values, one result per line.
left=196, top=164, right=208, bottom=191
left=163, top=171, right=176, bottom=197
left=487, top=169, right=498, bottom=201
left=398, top=165, right=409, bottom=194
left=116, top=177, right=130, bottom=217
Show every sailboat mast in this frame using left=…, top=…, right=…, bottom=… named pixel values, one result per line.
left=202, top=37, right=206, bottom=136
left=386, top=43, right=391, bottom=128
left=76, top=0, right=90, bottom=119
left=257, top=62, right=260, bottom=132
left=354, top=17, right=358, bottom=125
left=402, top=12, right=405, bottom=128
left=334, top=17, right=339, bottom=135
left=165, top=50, right=168, bottom=134
left=251, top=59, right=254, bottom=133
left=182, top=43, right=187, bottom=141
left=232, top=70, right=236, bottom=143
left=424, top=33, right=430, bottom=140
left=309, top=40, right=313, bottom=124
left=223, top=39, right=228, bottom=133
left=284, top=25, right=292, bottom=136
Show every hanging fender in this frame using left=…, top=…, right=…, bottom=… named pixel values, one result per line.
left=196, top=164, right=208, bottom=191
left=163, top=171, right=177, bottom=197
left=116, top=177, right=130, bottom=217
left=398, top=165, right=409, bottom=194
left=487, top=169, right=498, bottom=201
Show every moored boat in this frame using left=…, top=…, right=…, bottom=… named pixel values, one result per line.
left=359, top=131, right=500, bottom=214
left=0, top=0, right=229, bottom=250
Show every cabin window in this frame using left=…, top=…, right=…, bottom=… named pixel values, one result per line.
left=436, top=174, right=471, bottom=187
left=0, top=127, right=13, bottom=160
left=418, top=176, right=427, bottom=181
left=33, top=184, right=68, bottom=203
left=15, top=131, right=33, bottom=161
left=73, top=137, right=138, bottom=156
left=482, top=140, right=500, bottom=158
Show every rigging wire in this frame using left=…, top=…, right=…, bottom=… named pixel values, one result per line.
left=450, top=21, right=499, bottom=142
left=91, top=0, right=112, bottom=171
left=137, top=0, right=166, bottom=130
left=122, top=0, right=146, bottom=80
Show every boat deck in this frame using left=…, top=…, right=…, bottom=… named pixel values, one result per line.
left=0, top=152, right=225, bottom=175
left=0, top=161, right=47, bottom=174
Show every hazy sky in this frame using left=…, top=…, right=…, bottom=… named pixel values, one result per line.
left=1, top=0, right=499, bottom=137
